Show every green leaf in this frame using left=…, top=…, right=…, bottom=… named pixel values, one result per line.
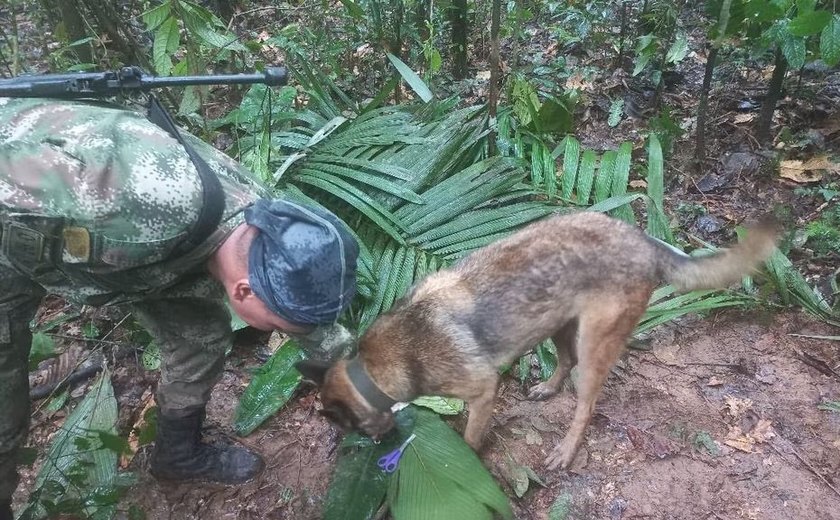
left=29, top=332, right=56, bottom=370
left=141, top=1, right=172, bottom=31
left=233, top=341, right=306, bottom=436
left=817, top=400, right=840, bottom=412
left=141, top=342, right=161, bottom=371
left=608, top=98, right=624, bottom=127
left=535, top=97, right=574, bottom=135
left=781, top=35, right=807, bottom=68
left=44, top=390, right=69, bottom=415
left=666, top=31, right=689, bottom=63
left=610, top=142, right=635, bottom=222
left=323, top=434, right=391, bottom=520
left=82, top=322, right=100, bottom=339
left=386, top=407, right=514, bottom=520
left=412, top=396, right=465, bottom=415
left=561, top=136, right=580, bottom=200
left=576, top=150, right=597, bottom=204
left=96, top=431, right=132, bottom=456
left=153, top=17, right=179, bottom=76
left=594, top=150, right=617, bottom=203
left=337, top=0, right=365, bottom=19
left=387, top=53, right=434, bottom=103
left=548, top=492, right=573, bottom=520
left=788, top=10, right=831, bottom=36
left=821, top=16, right=840, bottom=66
left=30, top=372, right=119, bottom=519
left=645, top=134, right=673, bottom=243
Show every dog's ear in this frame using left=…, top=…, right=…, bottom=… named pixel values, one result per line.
left=295, top=360, right=331, bottom=385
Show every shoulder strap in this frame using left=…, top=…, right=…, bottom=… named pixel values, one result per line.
left=146, top=95, right=225, bottom=257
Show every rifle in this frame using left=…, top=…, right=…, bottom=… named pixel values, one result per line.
left=0, top=65, right=289, bottom=98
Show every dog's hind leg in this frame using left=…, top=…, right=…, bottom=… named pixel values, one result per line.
left=527, top=318, right=579, bottom=400
left=463, top=376, right=500, bottom=451
left=545, top=294, right=648, bottom=470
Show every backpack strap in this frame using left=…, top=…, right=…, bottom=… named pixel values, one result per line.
left=146, top=95, right=225, bottom=257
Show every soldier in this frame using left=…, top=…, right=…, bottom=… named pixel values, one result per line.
left=0, top=96, right=359, bottom=518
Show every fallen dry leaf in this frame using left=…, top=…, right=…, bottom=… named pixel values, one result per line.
left=475, top=70, right=491, bottom=81
left=723, top=418, right=775, bottom=453
left=707, top=376, right=724, bottom=386
left=723, top=395, right=754, bottom=419
left=733, top=113, right=756, bottom=124
left=779, top=156, right=840, bottom=183
left=629, top=179, right=648, bottom=189
left=565, top=72, right=591, bottom=92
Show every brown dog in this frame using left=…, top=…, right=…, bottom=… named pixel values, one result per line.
left=297, top=211, right=777, bottom=470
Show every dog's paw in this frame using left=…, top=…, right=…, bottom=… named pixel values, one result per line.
left=545, top=439, right=578, bottom=471
left=527, top=382, right=559, bottom=401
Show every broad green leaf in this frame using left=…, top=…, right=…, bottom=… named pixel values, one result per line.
left=233, top=341, right=305, bottom=436
left=821, top=16, right=840, bottom=66
left=781, top=34, right=806, bottom=68
left=666, top=31, right=689, bottom=63
left=153, top=17, right=179, bottom=76
left=337, top=0, right=365, bottom=19
left=535, top=97, right=574, bottom=135
left=572, top=149, right=595, bottom=205
left=141, top=1, right=172, bottom=30
left=788, top=10, right=831, bottom=36
left=29, top=332, right=56, bottom=371
left=324, top=434, right=391, bottom=520
left=610, top=142, right=635, bottom=222
left=387, top=53, right=434, bottom=103
left=818, top=400, right=840, bottom=412
left=594, top=151, right=617, bottom=203
left=29, top=371, right=119, bottom=519
left=386, top=407, right=513, bottom=520
left=645, top=134, right=673, bottom=242
left=536, top=340, right=558, bottom=381
left=141, top=342, right=161, bottom=371
left=44, top=389, right=69, bottom=415
left=548, top=492, right=573, bottom=520
left=561, top=136, right=580, bottom=200
left=294, top=174, right=407, bottom=243
left=412, top=396, right=465, bottom=415
left=608, top=98, right=624, bottom=127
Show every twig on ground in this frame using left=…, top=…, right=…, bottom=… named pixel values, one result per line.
left=769, top=439, right=840, bottom=501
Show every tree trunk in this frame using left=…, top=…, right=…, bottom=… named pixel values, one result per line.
left=414, top=0, right=431, bottom=42
left=615, top=1, right=629, bottom=69
left=487, top=0, right=501, bottom=155
left=694, top=0, right=730, bottom=169
left=80, top=0, right=150, bottom=69
left=450, top=0, right=468, bottom=80
left=694, top=45, right=718, bottom=170
left=57, top=0, right=93, bottom=64
left=755, top=47, right=787, bottom=146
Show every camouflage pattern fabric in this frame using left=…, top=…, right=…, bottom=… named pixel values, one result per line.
left=0, top=97, right=355, bottom=503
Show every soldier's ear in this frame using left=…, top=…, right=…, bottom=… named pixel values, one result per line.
left=295, top=360, right=331, bottom=385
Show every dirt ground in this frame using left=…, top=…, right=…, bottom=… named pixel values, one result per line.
left=17, top=307, right=837, bottom=520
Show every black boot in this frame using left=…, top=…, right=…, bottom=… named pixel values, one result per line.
left=0, top=500, right=12, bottom=520
left=150, top=407, right=264, bottom=485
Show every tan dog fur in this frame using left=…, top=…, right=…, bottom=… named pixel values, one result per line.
left=297, top=211, right=778, bottom=470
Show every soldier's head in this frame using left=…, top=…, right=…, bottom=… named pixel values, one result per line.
left=220, top=199, right=358, bottom=333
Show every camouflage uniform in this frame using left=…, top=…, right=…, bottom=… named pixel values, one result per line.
left=0, top=97, right=353, bottom=501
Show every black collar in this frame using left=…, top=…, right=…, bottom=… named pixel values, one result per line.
left=346, top=356, right=397, bottom=412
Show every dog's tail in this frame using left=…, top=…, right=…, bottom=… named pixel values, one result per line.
left=657, top=218, right=779, bottom=291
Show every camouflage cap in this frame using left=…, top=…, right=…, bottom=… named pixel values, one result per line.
left=244, top=199, right=358, bottom=326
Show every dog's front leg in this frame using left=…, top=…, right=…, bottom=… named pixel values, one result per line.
left=463, top=379, right=499, bottom=451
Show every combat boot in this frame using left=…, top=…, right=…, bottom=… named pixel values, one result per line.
left=150, top=407, right=264, bottom=485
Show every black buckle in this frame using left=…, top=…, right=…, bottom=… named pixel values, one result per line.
left=2, top=222, right=45, bottom=263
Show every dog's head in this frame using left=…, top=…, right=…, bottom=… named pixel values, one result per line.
left=296, top=359, right=396, bottom=439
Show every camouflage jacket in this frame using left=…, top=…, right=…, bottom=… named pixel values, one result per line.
left=0, top=96, right=270, bottom=306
